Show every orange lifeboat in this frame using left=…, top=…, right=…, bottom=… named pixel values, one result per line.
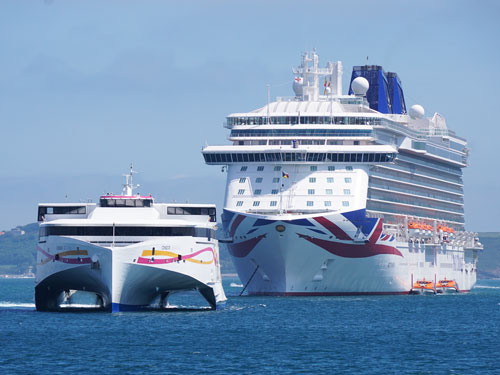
left=411, top=279, right=436, bottom=294
left=436, top=278, right=458, bottom=293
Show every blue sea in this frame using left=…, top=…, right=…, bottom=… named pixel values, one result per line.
left=0, top=278, right=499, bottom=374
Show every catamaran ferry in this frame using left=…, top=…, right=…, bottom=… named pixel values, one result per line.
left=35, top=166, right=226, bottom=311
left=203, top=51, right=482, bottom=296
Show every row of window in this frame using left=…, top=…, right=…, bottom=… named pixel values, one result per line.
left=239, top=177, right=352, bottom=184
left=239, top=165, right=347, bottom=172
left=39, top=226, right=216, bottom=238
left=100, top=199, right=153, bottom=208
left=38, top=206, right=86, bottom=221
left=227, top=116, right=393, bottom=126
left=237, top=188, right=352, bottom=195
left=236, top=201, right=350, bottom=207
left=230, top=129, right=372, bottom=138
left=166, top=206, right=216, bottom=222
left=204, top=152, right=396, bottom=164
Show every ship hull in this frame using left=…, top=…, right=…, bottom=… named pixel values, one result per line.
left=223, top=209, right=477, bottom=295
left=35, top=237, right=226, bottom=312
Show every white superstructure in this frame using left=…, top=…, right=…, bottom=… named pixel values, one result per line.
left=35, top=166, right=226, bottom=311
left=203, top=51, right=482, bottom=295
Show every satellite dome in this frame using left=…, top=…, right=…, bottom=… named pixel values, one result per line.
left=293, top=77, right=303, bottom=96
left=409, top=104, right=425, bottom=119
left=351, top=77, right=369, bottom=96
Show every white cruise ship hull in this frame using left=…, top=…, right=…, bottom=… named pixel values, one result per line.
left=223, top=209, right=477, bottom=295
left=35, top=237, right=226, bottom=312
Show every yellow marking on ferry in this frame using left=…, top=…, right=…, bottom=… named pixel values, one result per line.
left=140, top=250, right=214, bottom=265
left=141, top=250, right=177, bottom=257
left=57, top=250, right=89, bottom=257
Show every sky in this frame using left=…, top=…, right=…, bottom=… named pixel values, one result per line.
left=0, top=0, right=499, bottom=231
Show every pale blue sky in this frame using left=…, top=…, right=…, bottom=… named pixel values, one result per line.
left=0, top=0, right=499, bottom=231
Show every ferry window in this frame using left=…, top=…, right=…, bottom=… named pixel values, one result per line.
left=254, top=189, right=262, bottom=195
left=375, top=153, right=381, bottom=162
left=324, top=201, right=332, bottom=207
left=325, top=189, right=333, bottom=195
left=274, top=166, right=282, bottom=171
left=344, top=189, right=351, bottom=195
left=328, top=166, right=335, bottom=171
left=368, top=153, right=375, bottom=162
left=272, top=177, right=280, bottom=183
left=270, top=201, right=277, bottom=207
left=238, top=189, right=245, bottom=195
left=307, top=201, right=314, bottom=207
left=309, top=177, right=316, bottom=183
left=253, top=201, right=260, bottom=207
left=362, top=153, right=369, bottom=162
left=257, top=166, right=264, bottom=171
left=308, top=189, right=315, bottom=195
left=271, top=189, right=279, bottom=195
left=239, top=178, right=246, bottom=183
left=356, top=153, right=362, bottom=162
left=346, top=166, right=353, bottom=171
left=327, top=178, right=334, bottom=183
left=345, top=177, right=352, bottom=183
left=342, top=201, right=350, bottom=207
left=255, top=178, right=263, bottom=183
left=310, top=166, right=317, bottom=171
left=47, top=207, right=54, bottom=214
left=236, top=201, right=243, bottom=207
left=240, top=166, right=248, bottom=172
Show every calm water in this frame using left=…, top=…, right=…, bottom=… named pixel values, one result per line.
left=0, top=278, right=499, bottom=375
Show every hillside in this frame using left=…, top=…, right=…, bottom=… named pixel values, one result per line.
left=0, top=223, right=497, bottom=278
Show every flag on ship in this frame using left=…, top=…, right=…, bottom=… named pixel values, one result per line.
left=282, top=171, right=289, bottom=179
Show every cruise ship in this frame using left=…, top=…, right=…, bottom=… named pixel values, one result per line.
left=202, top=51, right=483, bottom=296
left=35, top=166, right=226, bottom=311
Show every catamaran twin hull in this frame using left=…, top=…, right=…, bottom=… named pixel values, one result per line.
left=223, top=208, right=477, bottom=295
left=35, top=237, right=226, bottom=312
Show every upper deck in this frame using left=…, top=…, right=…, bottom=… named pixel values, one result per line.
left=203, top=51, right=468, bottom=168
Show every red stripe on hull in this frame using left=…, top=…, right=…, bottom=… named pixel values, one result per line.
left=313, top=216, right=352, bottom=240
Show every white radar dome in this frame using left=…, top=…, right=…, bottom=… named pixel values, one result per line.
left=351, top=77, right=369, bottom=96
left=409, top=104, right=425, bottom=119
